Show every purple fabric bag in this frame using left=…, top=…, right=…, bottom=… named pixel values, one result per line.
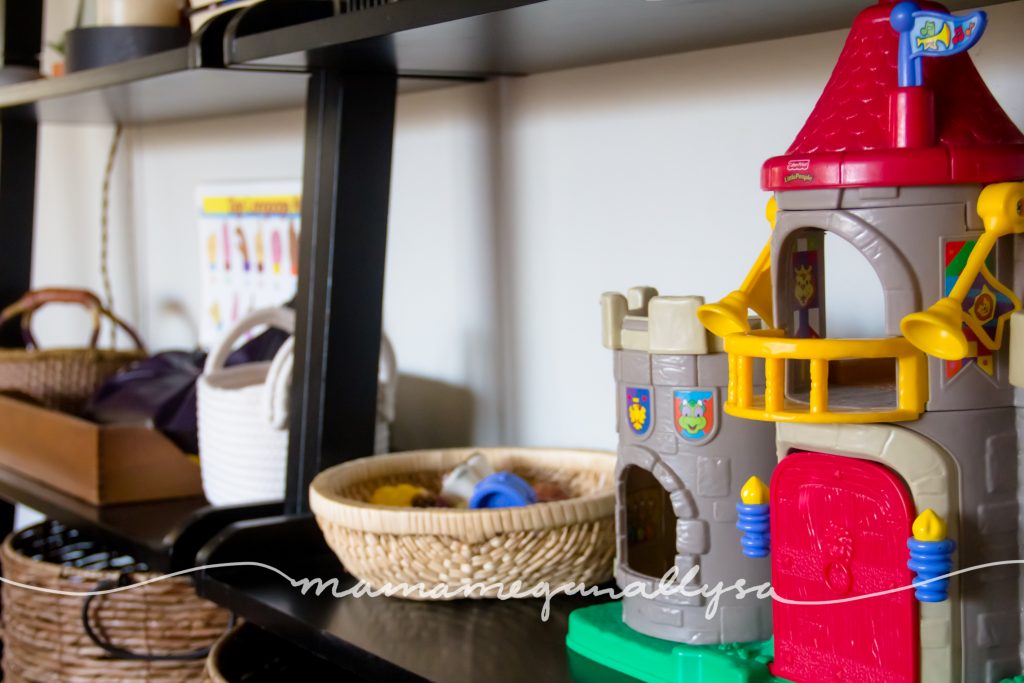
left=86, top=328, right=289, bottom=454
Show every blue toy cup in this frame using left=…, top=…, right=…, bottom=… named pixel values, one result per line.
left=469, top=472, right=537, bottom=509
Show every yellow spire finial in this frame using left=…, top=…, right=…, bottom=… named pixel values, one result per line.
left=740, top=476, right=769, bottom=505
left=912, top=509, right=947, bottom=542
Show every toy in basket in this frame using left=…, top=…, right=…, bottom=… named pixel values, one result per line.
left=198, top=307, right=398, bottom=506
left=197, top=306, right=295, bottom=506
left=309, top=447, right=616, bottom=598
left=0, top=288, right=146, bottom=414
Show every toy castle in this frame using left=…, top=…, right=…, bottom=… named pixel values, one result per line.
left=570, top=2, right=1024, bottom=682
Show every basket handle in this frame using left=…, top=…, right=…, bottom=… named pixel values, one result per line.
left=203, top=306, right=296, bottom=375
left=378, top=333, right=397, bottom=422
left=0, top=288, right=145, bottom=352
left=262, top=334, right=295, bottom=429
left=81, top=575, right=236, bottom=662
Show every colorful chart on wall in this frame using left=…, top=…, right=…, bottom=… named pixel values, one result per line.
left=196, top=181, right=301, bottom=347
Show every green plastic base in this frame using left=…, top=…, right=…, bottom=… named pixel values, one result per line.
left=566, top=602, right=787, bottom=683
left=568, top=604, right=1024, bottom=683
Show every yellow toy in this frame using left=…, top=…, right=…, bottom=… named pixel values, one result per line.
left=369, top=484, right=430, bottom=507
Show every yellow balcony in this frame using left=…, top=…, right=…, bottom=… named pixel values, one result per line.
left=724, top=330, right=928, bottom=424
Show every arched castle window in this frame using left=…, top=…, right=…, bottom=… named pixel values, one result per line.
left=773, top=213, right=919, bottom=413
left=822, top=231, right=887, bottom=339
left=622, top=465, right=677, bottom=580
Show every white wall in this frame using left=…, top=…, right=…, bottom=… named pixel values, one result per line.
left=31, top=1, right=138, bottom=347
left=32, top=0, right=1024, bottom=450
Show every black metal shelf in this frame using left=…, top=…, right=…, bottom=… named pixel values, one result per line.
left=0, top=0, right=1008, bottom=125
left=0, top=49, right=471, bottom=125
left=230, top=0, right=1013, bottom=76
left=196, top=515, right=618, bottom=683
left=0, top=48, right=309, bottom=124
left=0, top=463, right=281, bottom=571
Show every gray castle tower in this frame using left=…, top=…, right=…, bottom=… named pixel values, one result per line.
left=600, top=289, right=775, bottom=644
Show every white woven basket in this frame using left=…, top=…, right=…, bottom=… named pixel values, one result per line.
left=197, top=307, right=295, bottom=506
left=197, top=308, right=399, bottom=506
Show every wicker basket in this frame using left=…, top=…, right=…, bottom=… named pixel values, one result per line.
left=1, top=520, right=231, bottom=683
left=0, top=289, right=146, bottom=414
left=310, top=447, right=616, bottom=599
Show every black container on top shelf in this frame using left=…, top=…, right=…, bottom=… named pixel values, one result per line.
left=65, top=25, right=190, bottom=72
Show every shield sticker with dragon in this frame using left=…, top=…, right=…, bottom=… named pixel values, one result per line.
left=673, top=388, right=718, bottom=444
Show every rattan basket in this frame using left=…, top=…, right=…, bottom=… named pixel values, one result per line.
left=0, top=289, right=146, bottom=414
left=310, top=447, right=616, bottom=599
left=1, top=520, right=230, bottom=683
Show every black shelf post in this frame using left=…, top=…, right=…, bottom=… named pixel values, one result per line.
left=0, top=1, right=41, bottom=346
left=286, top=68, right=397, bottom=514
left=0, top=2, right=41, bottom=540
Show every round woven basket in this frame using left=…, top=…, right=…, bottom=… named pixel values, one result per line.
left=1, top=520, right=230, bottom=683
left=310, top=447, right=616, bottom=599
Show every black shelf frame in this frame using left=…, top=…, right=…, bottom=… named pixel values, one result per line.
left=284, top=67, right=395, bottom=514
left=227, top=0, right=1013, bottom=75
left=0, top=49, right=311, bottom=124
left=0, top=2, right=41, bottom=346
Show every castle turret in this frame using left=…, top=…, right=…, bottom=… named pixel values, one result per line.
left=600, top=288, right=776, bottom=644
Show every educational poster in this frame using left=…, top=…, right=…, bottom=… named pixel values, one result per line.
left=197, top=181, right=301, bottom=347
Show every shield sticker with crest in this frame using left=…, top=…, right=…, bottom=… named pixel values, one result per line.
left=673, top=388, right=717, bottom=443
left=624, top=387, right=652, bottom=436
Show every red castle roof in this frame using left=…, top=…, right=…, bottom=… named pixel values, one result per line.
left=762, top=0, right=1024, bottom=191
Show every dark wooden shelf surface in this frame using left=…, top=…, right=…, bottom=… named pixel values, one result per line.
left=230, top=0, right=1014, bottom=76
left=0, top=462, right=204, bottom=565
left=0, top=0, right=1011, bottom=124
left=0, top=49, right=309, bottom=124
left=196, top=515, right=619, bottom=682
left=0, top=463, right=282, bottom=570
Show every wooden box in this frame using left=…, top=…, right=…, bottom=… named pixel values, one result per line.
left=0, top=395, right=203, bottom=506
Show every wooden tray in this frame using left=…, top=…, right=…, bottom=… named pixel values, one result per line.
left=0, top=394, right=203, bottom=506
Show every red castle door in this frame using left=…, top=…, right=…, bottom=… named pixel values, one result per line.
left=770, top=451, right=918, bottom=683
